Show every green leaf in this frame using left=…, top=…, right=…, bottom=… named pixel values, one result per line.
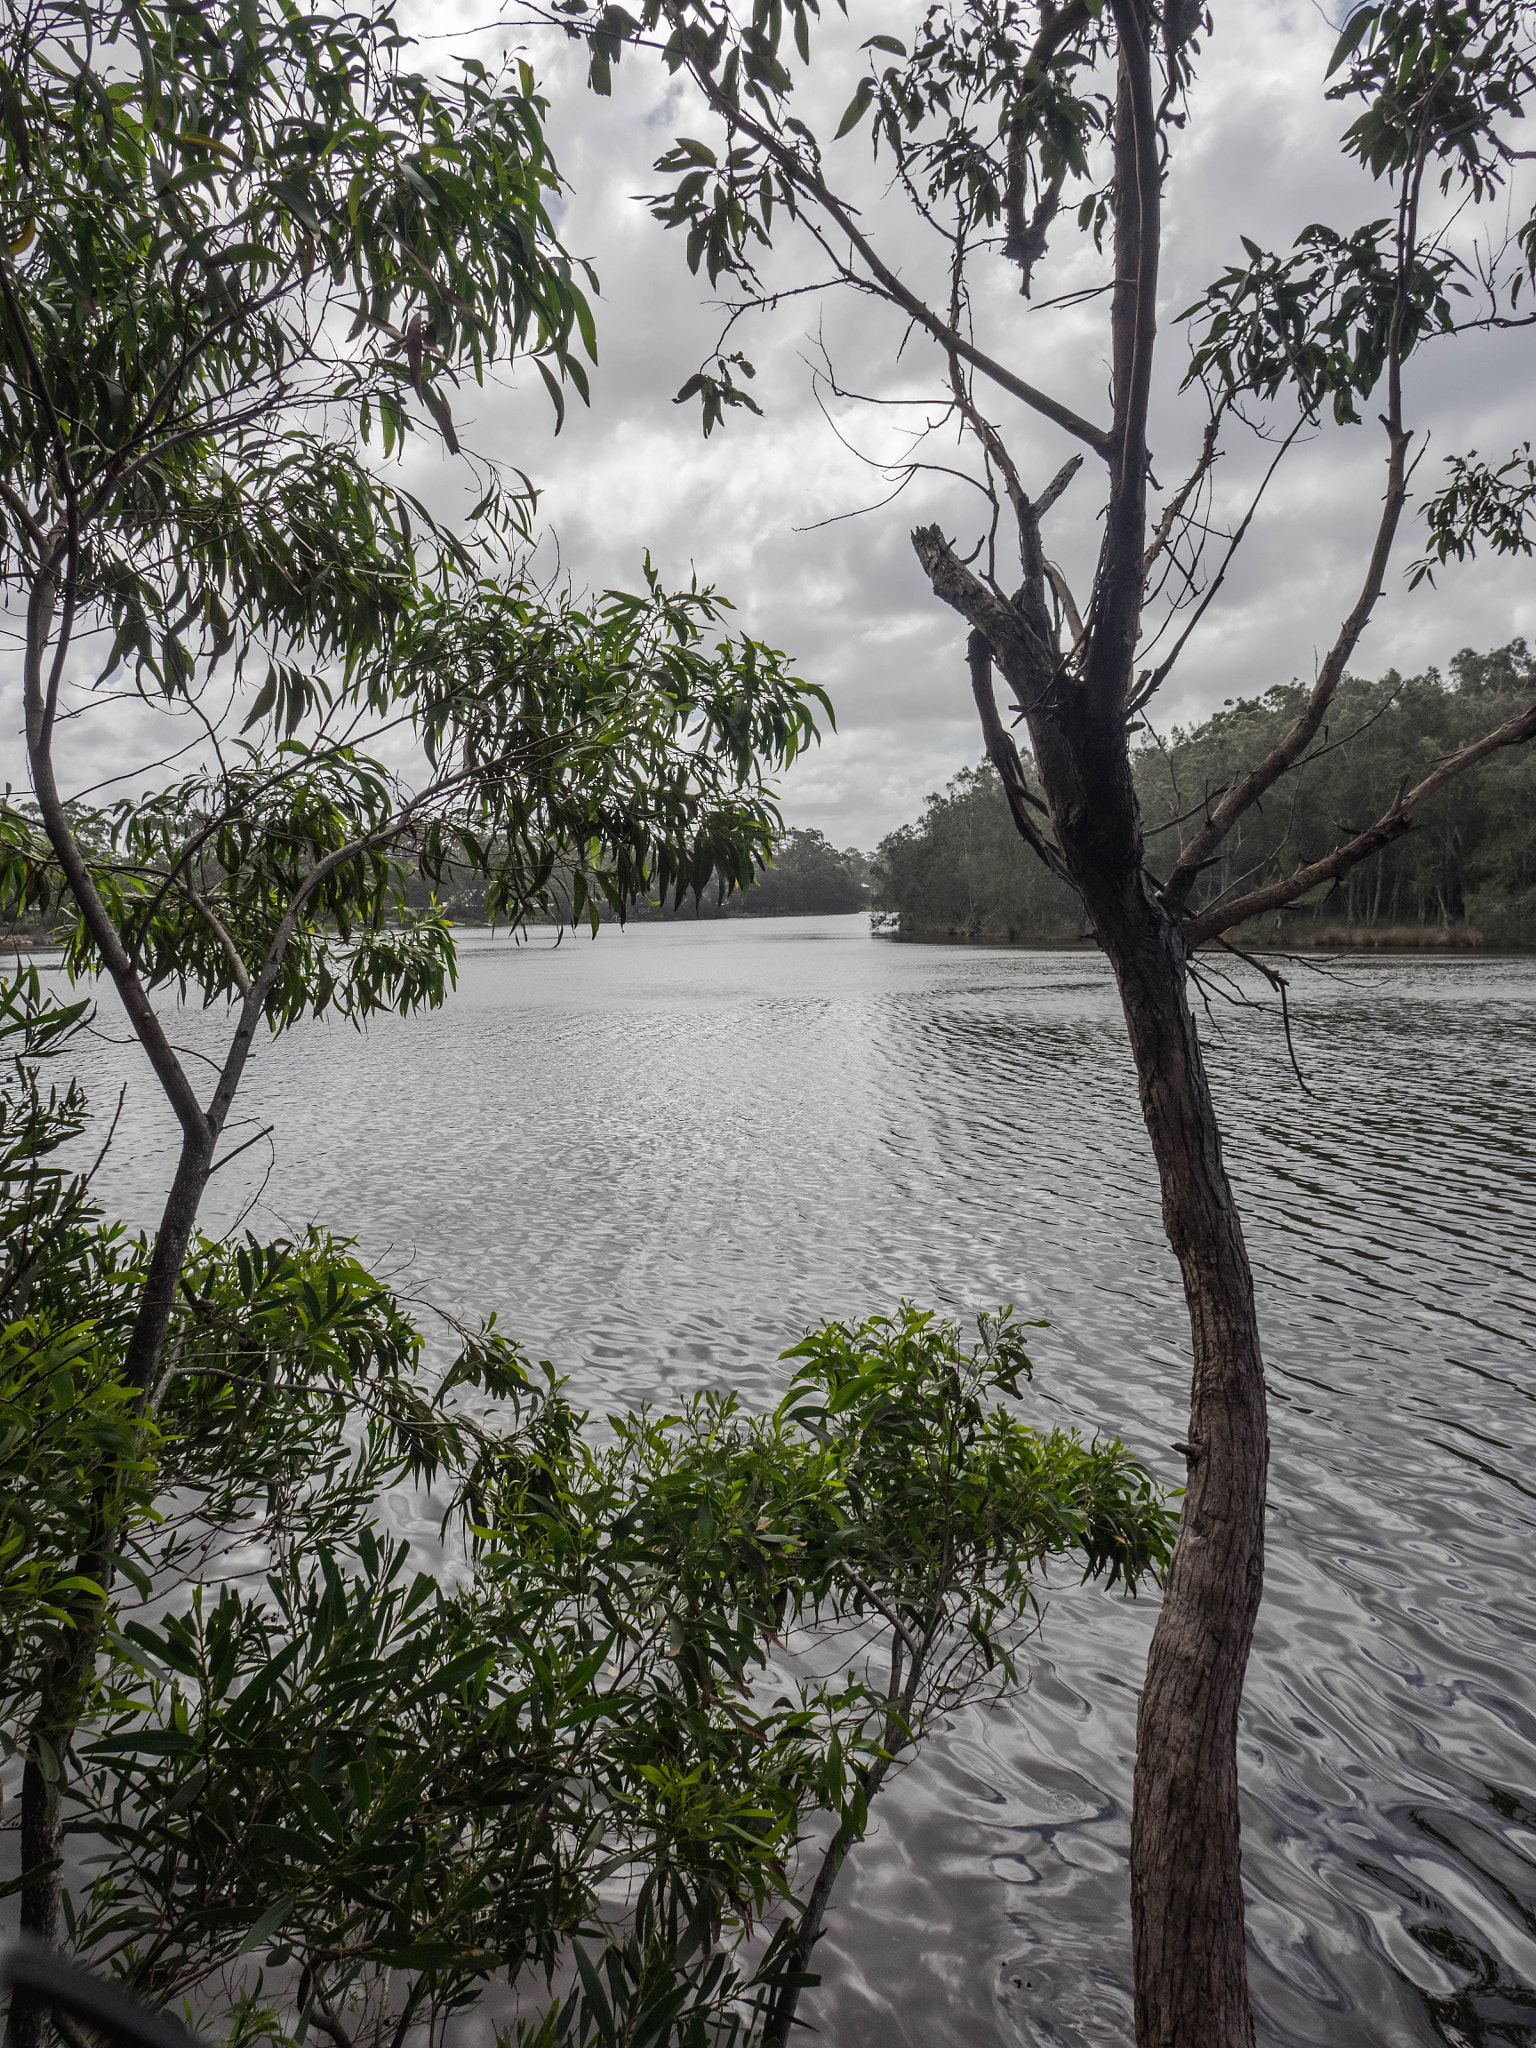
left=1326, top=5, right=1377, bottom=78
left=386, top=1940, right=462, bottom=1971
left=834, top=77, right=875, bottom=140
left=535, top=356, right=568, bottom=431
left=237, top=1898, right=295, bottom=1955
left=422, top=384, right=462, bottom=456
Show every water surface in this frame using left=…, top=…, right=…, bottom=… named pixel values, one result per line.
left=54, top=919, right=1536, bottom=2048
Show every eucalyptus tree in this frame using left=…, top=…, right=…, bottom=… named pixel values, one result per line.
left=0, top=0, right=828, bottom=1994
left=546, top=1, right=1536, bottom=2040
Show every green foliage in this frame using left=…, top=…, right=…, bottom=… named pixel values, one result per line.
left=0, top=972, right=145, bottom=1728
left=771, top=1300, right=1173, bottom=1606
left=2, top=10, right=839, bottom=2002
left=46, top=1305, right=1171, bottom=2047
left=2, top=561, right=828, bottom=994
left=734, top=828, right=868, bottom=916
left=874, top=762, right=1081, bottom=940
left=837, top=2, right=1108, bottom=234
left=1183, top=5, right=1536, bottom=427
left=1412, top=444, right=1536, bottom=586
left=673, top=351, right=762, bottom=438
left=1, top=0, right=831, bottom=1008
left=82, top=1534, right=604, bottom=2012
left=1136, top=644, right=1536, bottom=944
left=877, top=649, right=1536, bottom=946
left=581, top=0, right=1121, bottom=304
left=0, top=0, right=593, bottom=668
left=1181, top=221, right=1461, bottom=426
left=434, top=823, right=868, bottom=926
left=1326, top=2, right=1535, bottom=207
left=37, top=755, right=460, bottom=1025
left=398, top=566, right=831, bottom=925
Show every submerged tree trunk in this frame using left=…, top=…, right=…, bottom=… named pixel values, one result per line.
left=1039, top=716, right=1268, bottom=2048
left=927, top=568, right=1271, bottom=2041
left=1102, top=898, right=1267, bottom=2048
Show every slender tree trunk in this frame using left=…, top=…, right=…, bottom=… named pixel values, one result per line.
left=121, top=1129, right=217, bottom=1397
left=916, top=479, right=1269, bottom=2041
left=12, top=564, right=222, bottom=2035
left=1101, top=893, right=1266, bottom=2048
left=11, top=1484, right=124, bottom=2048
left=12, top=1127, right=213, bottom=2009
left=919, top=532, right=1267, bottom=2045
left=16, top=572, right=215, bottom=2041
left=764, top=1644, right=921, bottom=2048
left=1033, top=708, right=1266, bottom=2048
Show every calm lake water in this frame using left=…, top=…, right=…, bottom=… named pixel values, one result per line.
left=48, top=918, right=1536, bottom=2048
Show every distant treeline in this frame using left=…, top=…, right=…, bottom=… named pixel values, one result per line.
left=874, top=642, right=1536, bottom=949
left=425, top=826, right=871, bottom=925
left=4, top=826, right=871, bottom=943
left=627, top=827, right=871, bottom=919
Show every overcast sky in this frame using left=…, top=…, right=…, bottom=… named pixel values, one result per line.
left=7, top=0, right=1535, bottom=852
left=410, top=0, right=1536, bottom=849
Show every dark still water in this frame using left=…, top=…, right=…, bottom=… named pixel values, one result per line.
left=52, top=918, right=1536, bottom=2048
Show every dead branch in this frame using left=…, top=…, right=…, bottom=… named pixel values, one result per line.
left=1127, top=415, right=1306, bottom=717
left=1044, top=562, right=1085, bottom=651
left=1143, top=401, right=1225, bottom=581
left=1185, top=696, right=1536, bottom=945
left=1160, top=119, right=1438, bottom=907
left=1158, top=417, right=1412, bottom=900
left=967, top=629, right=1076, bottom=889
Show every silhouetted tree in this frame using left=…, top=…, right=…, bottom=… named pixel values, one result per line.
left=567, top=4, right=1536, bottom=2038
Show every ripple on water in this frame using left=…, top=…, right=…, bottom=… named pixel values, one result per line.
left=44, top=924, right=1536, bottom=2047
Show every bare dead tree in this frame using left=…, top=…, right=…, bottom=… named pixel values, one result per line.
left=550, top=0, right=1536, bottom=2039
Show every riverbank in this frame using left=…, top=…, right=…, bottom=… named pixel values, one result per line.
left=875, top=918, right=1526, bottom=952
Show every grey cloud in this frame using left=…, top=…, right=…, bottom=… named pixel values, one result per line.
left=451, top=0, right=1536, bottom=848
left=7, top=0, right=1534, bottom=854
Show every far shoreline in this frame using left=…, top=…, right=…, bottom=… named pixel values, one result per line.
left=872, top=920, right=1535, bottom=956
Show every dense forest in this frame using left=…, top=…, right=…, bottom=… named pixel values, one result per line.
left=874, top=643, right=1536, bottom=948
left=649, top=828, right=871, bottom=918
left=404, top=827, right=872, bottom=926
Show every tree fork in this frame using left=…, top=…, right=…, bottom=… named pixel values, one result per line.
left=913, top=507, right=1267, bottom=2045
left=14, top=548, right=221, bottom=2033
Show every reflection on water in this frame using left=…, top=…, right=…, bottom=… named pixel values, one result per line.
left=50, top=918, right=1536, bottom=2047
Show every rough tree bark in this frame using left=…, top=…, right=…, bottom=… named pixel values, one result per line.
left=920, top=517, right=1268, bottom=2044
left=911, top=10, right=1269, bottom=2037
left=1039, top=714, right=1268, bottom=2048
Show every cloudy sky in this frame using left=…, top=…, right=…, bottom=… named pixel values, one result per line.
left=408, top=0, right=1536, bottom=849
left=7, top=0, right=1535, bottom=851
